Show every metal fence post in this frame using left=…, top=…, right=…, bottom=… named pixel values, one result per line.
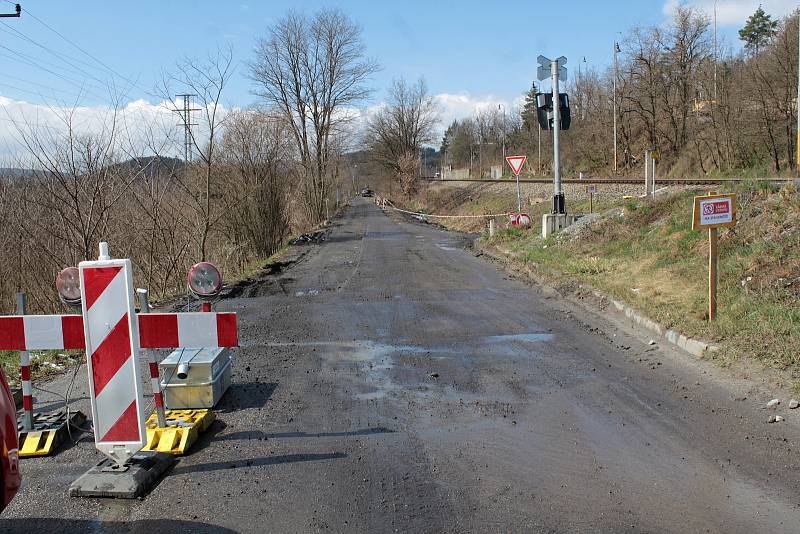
left=137, top=288, right=167, bottom=428
left=16, top=292, right=33, bottom=431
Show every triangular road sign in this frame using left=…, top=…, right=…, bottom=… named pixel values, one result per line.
left=506, top=155, right=527, bottom=176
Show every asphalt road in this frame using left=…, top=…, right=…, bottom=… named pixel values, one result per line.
left=3, top=197, right=800, bottom=533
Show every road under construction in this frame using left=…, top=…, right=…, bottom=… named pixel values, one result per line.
left=3, top=198, right=800, bottom=533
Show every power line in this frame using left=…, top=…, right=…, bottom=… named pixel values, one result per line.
left=0, top=21, right=111, bottom=88
left=0, top=59, right=109, bottom=102
left=0, top=46, right=110, bottom=101
left=1, top=1, right=149, bottom=95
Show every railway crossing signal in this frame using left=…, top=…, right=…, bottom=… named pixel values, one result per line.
left=537, top=55, right=567, bottom=215
left=0, top=242, right=238, bottom=466
left=536, top=93, right=571, bottom=131
left=537, top=55, right=566, bottom=82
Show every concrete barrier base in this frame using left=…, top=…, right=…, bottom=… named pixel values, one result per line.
left=69, top=451, right=175, bottom=499
left=542, top=213, right=578, bottom=238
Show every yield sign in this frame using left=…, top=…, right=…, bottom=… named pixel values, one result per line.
left=506, top=155, right=527, bottom=176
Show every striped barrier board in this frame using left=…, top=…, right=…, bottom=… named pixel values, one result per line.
left=0, top=313, right=237, bottom=351
left=79, top=260, right=146, bottom=465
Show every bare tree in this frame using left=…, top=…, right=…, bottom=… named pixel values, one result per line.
left=249, top=9, right=378, bottom=223
left=158, top=47, right=234, bottom=260
left=365, top=78, right=439, bottom=179
left=219, top=109, right=292, bottom=261
left=396, top=152, right=420, bottom=197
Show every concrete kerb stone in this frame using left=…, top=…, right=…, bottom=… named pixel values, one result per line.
left=591, top=291, right=718, bottom=358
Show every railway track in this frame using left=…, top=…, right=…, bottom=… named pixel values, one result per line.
left=424, top=177, right=797, bottom=185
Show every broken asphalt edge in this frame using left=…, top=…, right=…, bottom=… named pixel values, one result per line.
left=476, top=242, right=720, bottom=360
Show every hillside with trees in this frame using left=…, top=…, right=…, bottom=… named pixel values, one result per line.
left=438, top=6, right=800, bottom=180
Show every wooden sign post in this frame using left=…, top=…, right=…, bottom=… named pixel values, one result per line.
left=587, top=184, right=597, bottom=213
left=692, top=193, right=737, bottom=321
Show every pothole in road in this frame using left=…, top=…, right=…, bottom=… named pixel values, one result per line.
left=263, top=334, right=554, bottom=401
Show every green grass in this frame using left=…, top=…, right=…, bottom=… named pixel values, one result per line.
left=0, top=349, right=83, bottom=388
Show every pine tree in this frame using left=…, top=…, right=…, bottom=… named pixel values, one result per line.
left=521, top=82, right=538, bottom=131
left=440, top=120, right=457, bottom=154
left=739, top=6, right=779, bottom=53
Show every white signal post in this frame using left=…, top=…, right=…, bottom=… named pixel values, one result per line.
left=551, top=58, right=562, bottom=210
left=537, top=55, right=567, bottom=214
left=506, top=155, right=527, bottom=213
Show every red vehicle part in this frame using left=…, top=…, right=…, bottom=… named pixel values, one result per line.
left=0, top=367, right=20, bottom=512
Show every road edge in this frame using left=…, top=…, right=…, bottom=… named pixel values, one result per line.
left=476, top=241, right=721, bottom=360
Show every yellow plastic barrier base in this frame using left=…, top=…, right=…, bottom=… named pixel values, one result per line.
left=142, top=409, right=215, bottom=455
left=18, top=411, right=86, bottom=457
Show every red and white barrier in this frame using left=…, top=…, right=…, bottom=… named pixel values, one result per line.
left=19, top=340, right=32, bottom=431
left=79, top=259, right=146, bottom=464
left=14, top=293, right=33, bottom=431
left=0, top=312, right=237, bottom=351
left=149, top=361, right=164, bottom=410
left=137, top=288, right=166, bottom=428
left=0, top=243, right=239, bottom=465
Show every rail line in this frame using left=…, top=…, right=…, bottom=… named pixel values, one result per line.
left=423, top=178, right=797, bottom=185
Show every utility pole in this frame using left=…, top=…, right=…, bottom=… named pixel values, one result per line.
left=713, top=0, right=718, bottom=101
left=537, top=123, right=541, bottom=174
left=0, top=4, right=20, bottom=18
left=796, top=12, right=800, bottom=171
left=498, top=103, right=506, bottom=166
left=580, top=57, right=587, bottom=120
left=176, top=94, right=199, bottom=163
left=613, top=42, right=620, bottom=174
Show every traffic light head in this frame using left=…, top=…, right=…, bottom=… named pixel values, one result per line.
left=536, top=93, right=571, bottom=131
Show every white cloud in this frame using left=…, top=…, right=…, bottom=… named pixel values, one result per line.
left=0, top=95, right=230, bottom=164
left=663, top=0, right=797, bottom=26
left=352, top=92, right=525, bottom=148
left=0, top=91, right=522, bottom=160
left=434, top=93, right=524, bottom=129
left=424, top=93, right=526, bottom=145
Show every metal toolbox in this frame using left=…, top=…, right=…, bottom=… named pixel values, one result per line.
left=159, top=347, right=231, bottom=409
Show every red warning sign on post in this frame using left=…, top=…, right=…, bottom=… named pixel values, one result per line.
left=505, top=155, right=527, bottom=176
left=692, top=193, right=737, bottom=230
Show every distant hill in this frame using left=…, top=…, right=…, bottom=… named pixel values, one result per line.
left=0, top=157, right=185, bottom=181
left=0, top=168, right=35, bottom=178
left=113, top=156, right=185, bottom=179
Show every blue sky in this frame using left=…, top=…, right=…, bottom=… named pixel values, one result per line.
left=0, top=0, right=794, bottom=157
